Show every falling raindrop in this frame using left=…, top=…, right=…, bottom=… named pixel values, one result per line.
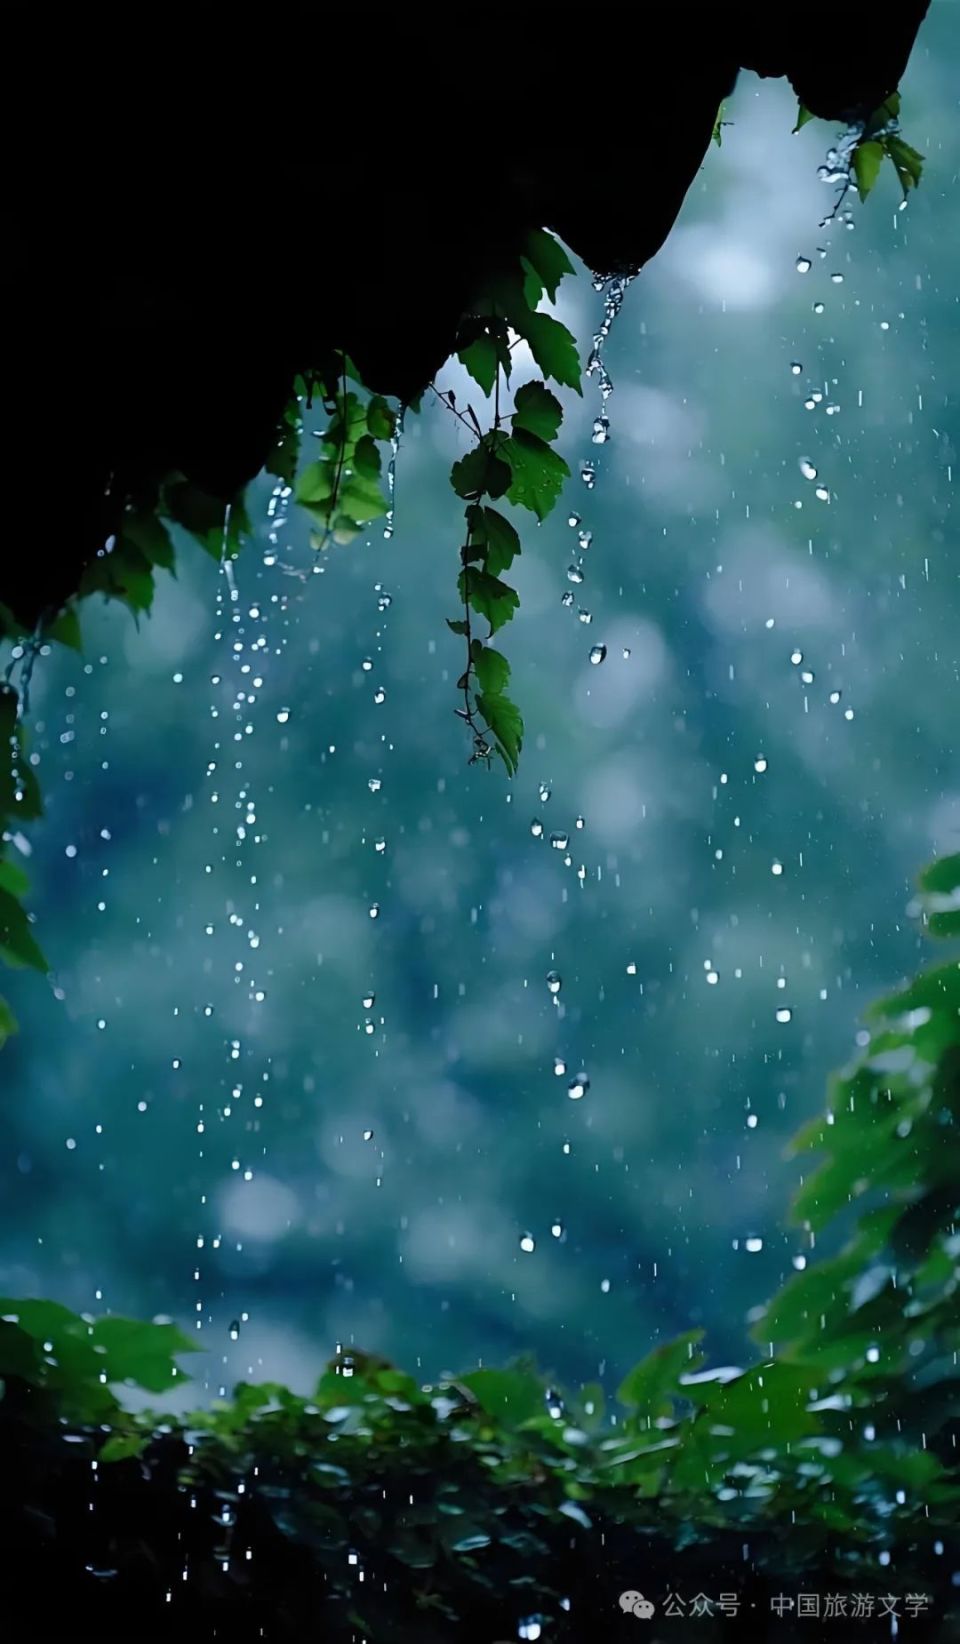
left=553, top=1057, right=566, bottom=1076
left=754, top=756, right=768, bottom=773
left=799, top=458, right=818, bottom=481
left=531, top=819, right=544, bottom=838
left=588, top=644, right=607, bottom=665
left=368, top=777, right=382, bottom=792
left=775, top=1006, right=793, bottom=1024
left=796, top=255, right=812, bottom=273
left=800, top=669, right=815, bottom=685
left=538, top=783, right=551, bottom=803
left=577, top=609, right=592, bottom=624
left=829, top=689, right=842, bottom=705
left=561, top=591, right=574, bottom=608
left=228, top=1320, right=240, bottom=1341
left=373, top=686, right=386, bottom=704
left=790, top=650, right=803, bottom=666
left=580, top=464, right=596, bottom=489
left=362, top=1128, right=374, bottom=1142
left=815, top=485, right=830, bottom=502
left=362, top=993, right=375, bottom=1009
left=567, top=512, right=581, bottom=528
left=550, top=1221, right=563, bottom=1238
left=771, top=861, right=784, bottom=876
left=550, top=832, right=569, bottom=851
left=567, top=565, right=585, bottom=584
left=567, top=1073, right=589, bottom=1100
left=546, top=970, right=562, bottom=995
left=369, top=903, right=380, bottom=920
left=790, top=362, right=802, bottom=375
left=591, top=416, right=610, bottom=445
left=519, top=1232, right=536, bottom=1254
left=813, top=301, right=825, bottom=314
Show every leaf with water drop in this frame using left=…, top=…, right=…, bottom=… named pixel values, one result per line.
left=91, top=1315, right=199, bottom=1392
left=512, top=380, right=563, bottom=442
left=852, top=139, right=884, bottom=199
left=504, top=429, right=570, bottom=521
left=460, top=1366, right=543, bottom=1426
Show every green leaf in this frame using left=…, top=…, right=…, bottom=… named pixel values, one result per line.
left=930, top=909, right=960, bottom=939
left=366, top=395, right=396, bottom=441
left=458, top=334, right=500, bottom=396
left=793, top=103, right=815, bottom=133
left=450, top=440, right=511, bottom=502
left=512, top=381, right=563, bottom=442
left=617, top=1331, right=706, bottom=1415
left=853, top=139, right=885, bottom=200
left=0, top=859, right=30, bottom=899
left=458, top=569, right=519, bottom=635
left=514, top=311, right=581, bottom=392
left=99, top=1432, right=147, bottom=1464
left=522, top=229, right=575, bottom=303
left=712, top=102, right=725, bottom=146
left=461, top=1367, right=542, bottom=1426
left=481, top=508, right=521, bottom=575
left=446, top=619, right=469, bottom=636
left=124, top=512, right=176, bottom=572
left=477, top=691, right=523, bottom=775
left=351, top=435, right=382, bottom=479
left=45, top=604, right=83, bottom=652
left=504, top=429, right=571, bottom=521
left=886, top=135, right=924, bottom=195
left=297, top=461, right=336, bottom=506
left=0, top=887, right=48, bottom=972
left=0, top=995, right=16, bottom=1047
left=473, top=645, right=511, bottom=696
left=90, top=1316, right=198, bottom=1392
left=919, top=855, right=960, bottom=896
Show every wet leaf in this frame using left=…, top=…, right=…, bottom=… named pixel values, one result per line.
left=504, top=429, right=570, bottom=520
left=853, top=139, right=884, bottom=199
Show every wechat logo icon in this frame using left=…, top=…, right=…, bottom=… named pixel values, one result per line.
left=619, top=1591, right=655, bottom=1620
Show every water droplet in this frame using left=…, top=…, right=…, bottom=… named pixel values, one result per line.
left=575, top=815, right=585, bottom=830
left=228, top=1320, right=240, bottom=1341
left=830, top=272, right=844, bottom=284
left=546, top=970, right=562, bottom=995
left=796, top=256, right=812, bottom=273
left=374, top=837, right=386, bottom=854
left=567, top=564, right=584, bottom=584
left=567, top=513, right=581, bottom=528
left=368, top=903, right=380, bottom=920
left=519, top=1232, right=536, bottom=1253
left=561, top=591, right=574, bottom=608
left=815, top=485, right=830, bottom=502
left=361, top=657, right=373, bottom=672
left=771, top=861, right=784, bottom=876
left=550, top=1221, right=563, bottom=1238
left=589, top=644, right=607, bottom=665
left=577, top=530, right=593, bottom=552
left=790, top=650, right=803, bottom=666
left=813, top=301, right=825, bottom=314
left=706, top=970, right=719, bottom=985
left=580, top=464, right=596, bottom=489
left=538, top=783, right=551, bottom=803
left=829, top=689, right=842, bottom=705
left=754, top=756, right=768, bottom=773
left=577, top=609, right=592, bottom=624
left=362, top=1128, right=374, bottom=1142
left=800, top=669, right=815, bottom=685
left=626, top=961, right=637, bottom=976
left=550, top=832, right=569, bottom=851
left=362, top=993, right=375, bottom=1009
left=775, top=1006, right=793, bottom=1024
left=373, top=687, right=386, bottom=704
left=744, top=1236, right=764, bottom=1253
left=377, top=593, right=392, bottom=612
left=591, top=416, right=610, bottom=444
left=530, top=819, right=544, bottom=838
left=799, top=458, right=817, bottom=481
left=553, top=1056, right=567, bottom=1076
left=368, top=777, right=382, bottom=792
left=567, top=1073, right=589, bottom=1100
left=790, top=362, right=802, bottom=375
